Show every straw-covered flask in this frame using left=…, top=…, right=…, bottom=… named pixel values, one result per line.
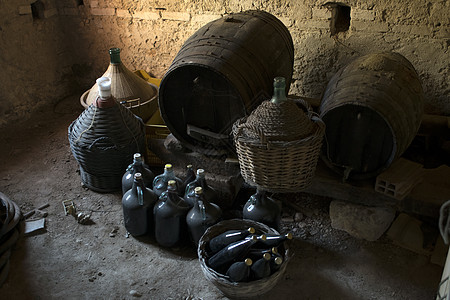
left=68, top=77, right=147, bottom=192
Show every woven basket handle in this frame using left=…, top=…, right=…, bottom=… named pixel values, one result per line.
left=293, top=98, right=314, bottom=118
left=235, top=122, right=268, bottom=145
left=88, top=137, right=118, bottom=150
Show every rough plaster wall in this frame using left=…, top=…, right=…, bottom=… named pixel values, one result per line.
left=0, top=0, right=75, bottom=127
left=1, top=0, right=449, bottom=127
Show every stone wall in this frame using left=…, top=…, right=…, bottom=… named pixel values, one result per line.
left=0, top=0, right=74, bottom=127
left=0, top=0, right=449, bottom=126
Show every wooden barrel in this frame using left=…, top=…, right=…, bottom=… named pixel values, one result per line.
left=158, top=10, right=294, bottom=154
left=319, top=52, right=424, bottom=180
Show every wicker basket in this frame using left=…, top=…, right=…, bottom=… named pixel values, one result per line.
left=233, top=99, right=325, bottom=193
left=0, top=192, right=21, bottom=288
left=68, top=101, right=147, bottom=192
left=198, top=219, right=291, bottom=299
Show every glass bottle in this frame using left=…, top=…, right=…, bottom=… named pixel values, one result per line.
left=226, top=258, right=253, bottom=282
left=257, top=232, right=293, bottom=248
left=153, top=180, right=190, bottom=247
left=270, top=253, right=283, bottom=273
left=271, top=76, right=288, bottom=104
left=122, top=173, right=158, bottom=236
left=184, top=169, right=218, bottom=207
left=243, top=189, right=281, bottom=231
left=208, top=235, right=258, bottom=273
left=122, top=153, right=155, bottom=194
left=186, top=187, right=222, bottom=245
left=208, top=227, right=256, bottom=254
left=180, top=164, right=196, bottom=195
left=153, top=164, right=183, bottom=197
left=251, top=252, right=272, bottom=279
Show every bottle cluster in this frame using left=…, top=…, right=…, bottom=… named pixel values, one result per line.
left=205, top=227, right=292, bottom=282
left=121, top=159, right=221, bottom=247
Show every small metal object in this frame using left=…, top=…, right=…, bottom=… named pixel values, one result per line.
left=62, top=200, right=93, bottom=225
left=62, top=200, right=76, bottom=216
left=76, top=212, right=91, bottom=224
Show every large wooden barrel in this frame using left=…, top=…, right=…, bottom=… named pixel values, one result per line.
left=158, top=10, right=294, bottom=154
left=319, top=52, right=424, bottom=180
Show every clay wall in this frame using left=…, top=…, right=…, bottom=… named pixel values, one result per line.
left=0, top=0, right=448, bottom=126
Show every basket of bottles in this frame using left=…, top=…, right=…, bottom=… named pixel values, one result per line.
left=198, top=219, right=291, bottom=299
left=232, top=77, right=325, bottom=193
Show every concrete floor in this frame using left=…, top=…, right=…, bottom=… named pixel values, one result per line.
left=0, top=94, right=444, bottom=299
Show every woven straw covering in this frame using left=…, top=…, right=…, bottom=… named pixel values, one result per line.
left=198, top=219, right=291, bottom=299
left=243, top=100, right=314, bottom=141
left=84, top=59, right=157, bottom=108
left=233, top=99, right=325, bottom=192
left=68, top=101, right=146, bottom=192
left=80, top=49, right=158, bottom=122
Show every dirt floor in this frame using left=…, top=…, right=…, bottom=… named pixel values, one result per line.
left=0, top=94, right=444, bottom=299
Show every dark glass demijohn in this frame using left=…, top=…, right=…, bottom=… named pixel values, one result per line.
left=184, top=169, right=218, bottom=207
left=122, top=173, right=158, bottom=236
left=153, top=180, right=190, bottom=247
left=226, top=258, right=253, bottom=282
left=243, top=189, right=281, bottom=230
left=122, top=153, right=155, bottom=194
left=186, top=187, right=222, bottom=245
left=153, top=164, right=183, bottom=197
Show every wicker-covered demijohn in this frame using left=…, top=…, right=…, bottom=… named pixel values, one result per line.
left=233, top=77, right=325, bottom=193
left=69, top=77, right=147, bottom=192
left=198, top=219, right=291, bottom=299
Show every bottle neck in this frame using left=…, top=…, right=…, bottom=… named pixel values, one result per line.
left=195, top=192, right=207, bottom=206
left=109, top=48, right=121, bottom=64
left=167, top=189, right=179, bottom=203
left=196, top=175, right=207, bottom=187
left=271, top=87, right=287, bottom=104
left=132, top=160, right=143, bottom=171
left=94, top=96, right=116, bottom=108
left=270, top=77, right=287, bottom=104
left=164, top=168, right=175, bottom=179
left=251, top=189, right=265, bottom=204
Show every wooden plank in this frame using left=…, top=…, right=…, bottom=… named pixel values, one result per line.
left=304, top=161, right=398, bottom=208
left=306, top=160, right=450, bottom=218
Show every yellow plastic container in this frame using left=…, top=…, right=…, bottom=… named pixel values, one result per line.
left=134, top=70, right=170, bottom=166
